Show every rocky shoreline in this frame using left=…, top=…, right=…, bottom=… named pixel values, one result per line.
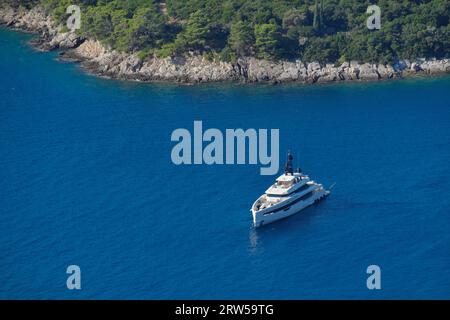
left=1, top=6, right=449, bottom=84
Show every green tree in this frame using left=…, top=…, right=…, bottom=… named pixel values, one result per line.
left=173, top=10, right=211, bottom=53
left=127, top=7, right=168, bottom=52
left=282, top=9, right=307, bottom=29
left=254, top=22, right=281, bottom=59
left=313, top=0, right=320, bottom=32
left=228, top=20, right=254, bottom=56
left=11, top=0, right=450, bottom=64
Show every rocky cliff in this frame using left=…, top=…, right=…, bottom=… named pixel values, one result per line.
left=1, top=6, right=449, bottom=84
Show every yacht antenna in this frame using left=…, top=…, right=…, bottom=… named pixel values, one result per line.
left=284, top=151, right=294, bottom=175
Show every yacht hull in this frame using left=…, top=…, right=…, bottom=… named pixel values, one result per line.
left=252, top=189, right=329, bottom=228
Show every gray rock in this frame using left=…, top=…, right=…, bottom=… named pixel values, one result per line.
left=377, top=64, right=395, bottom=79
left=296, top=61, right=308, bottom=81
left=307, top=62, right=321, bottom=73
left=421, top=60, right=449, bottom=74
left=49, top=32, right=85, bottom=50
left=358, top=63, right=380, bottom=80
left=317, top=64, right=338, bottom=82
left=278, top=61, right=300, bottom=82
left=347, top=61, right=361, bottom=79
left=340, top=61, right=350, bottom=69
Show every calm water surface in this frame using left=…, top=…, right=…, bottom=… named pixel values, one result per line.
left=1, top=27, right=449, bottom=299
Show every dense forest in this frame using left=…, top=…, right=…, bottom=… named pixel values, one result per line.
left=3, top=0, right=450, bottom=64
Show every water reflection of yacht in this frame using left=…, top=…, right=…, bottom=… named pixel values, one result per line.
left=251, top=152, right=330, bottom=228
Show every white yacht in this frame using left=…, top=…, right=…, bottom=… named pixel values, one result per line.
left=251, top=152, right=330, bottom=227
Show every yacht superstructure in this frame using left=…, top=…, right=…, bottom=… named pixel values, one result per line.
left=251, top=152, right=330, bottom=227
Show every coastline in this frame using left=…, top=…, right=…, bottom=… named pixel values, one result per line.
left=1, top=6, right=449, bottom=85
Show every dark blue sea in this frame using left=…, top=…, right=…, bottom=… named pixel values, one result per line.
left=1, top=27, right=449, bottom=299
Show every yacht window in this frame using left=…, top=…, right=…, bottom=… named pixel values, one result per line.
left=267, top=194, right=283, bottom=198
left=277, top=181, right=293, bottom=188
